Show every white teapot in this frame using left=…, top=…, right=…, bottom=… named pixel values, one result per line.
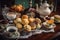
left=38, top=1, right=53, bottom=18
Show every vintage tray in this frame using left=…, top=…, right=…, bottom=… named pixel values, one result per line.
left=0, top=23, right=56, bottom=39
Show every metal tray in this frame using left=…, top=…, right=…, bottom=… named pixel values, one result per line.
left=0, top=24, right=56, bottom=39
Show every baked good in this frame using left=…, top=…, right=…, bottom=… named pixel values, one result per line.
left=22, top=15, right=29, bottom=25
left=54, top=15, right=60, bottom=22
left=29, top=17, right=35, bottom=23
left=22, top=15, right=28, bottom=19
left=35, top=18, right=41, bottom=24
left=22, top=19, right=29, bottom=25
left=29, top=22, right=36, bottom=30
left=24, top=25, right=31, bottom=32
left=46, top=20, right=54, bottom=24
left=16, top=23, right=22, bottom=29
left=16, top=18, right=21, bottom=23
left=14, top=20, right=17, bottom=24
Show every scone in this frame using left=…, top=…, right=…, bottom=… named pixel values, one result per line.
left=22, top=15, right=28, bottom=19
left=29, top=17, right=35, bottom=23
left=16, top=23, right=22, bottom=29
left=22, top=15, right=29, bottom=25
left=35, top=18, right=41, bottom=24
left=16, top=18, right=22, bottom=23
left=29, top=22, right=36, bottom=30
left=24, top=25, right=31, bottom=32
left=22, top=19, right=29, bottom=25
left=14, top=20, right=17, bottom=24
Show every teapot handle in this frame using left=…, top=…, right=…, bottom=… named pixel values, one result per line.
left=49, top=3, right=54, bottom=12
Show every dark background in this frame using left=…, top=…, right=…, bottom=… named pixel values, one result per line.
left=0, top=0, right=60, bottom=20
left=0, top=0, right=60, bottom=8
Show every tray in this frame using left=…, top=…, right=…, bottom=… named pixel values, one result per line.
left=0, top=24, right=56, bottom=39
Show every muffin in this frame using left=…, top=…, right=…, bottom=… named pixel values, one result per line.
left=16, top=18, right=22, bottom=23
left=29, top=17, right=35, bottom=23
left=22, top=19, right=29, bottom=25
left=24, top=25, right=31, bottom=32
left=16, top=23, right=22, bottom=29
left=29, top=22, right=36, bottom=30
left=22, top=15, right=28, bottom=19
left=22, top=15, right=29, bottom=25
left=14, top=20, right=17, bottom=24
left=35, top=18, right=41, bottom=24
left=54, top=15, right=60, bottom=22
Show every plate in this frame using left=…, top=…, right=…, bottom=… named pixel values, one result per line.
left=54, top=20, right=60, bottom=23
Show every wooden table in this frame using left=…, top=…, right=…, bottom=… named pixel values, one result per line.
left=17, top=12, right=60, bottom=40
left=0, top=12, right=60, bottom=40
left=18, top=24, right=60, bottom=40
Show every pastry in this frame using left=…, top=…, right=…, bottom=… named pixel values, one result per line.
left=16, top=18, right=22, bottom=23
left=22, top=15, right=29, bottom=25
left=29, top=22, right=36, bottom=30
left=16, top=23, right=22, bottom=29
left=35, top=18, right=41, bottom=24
left=29, top=17, right=35, bottom=23
left=46, top=20, right=54, bottom=24
left=45, top=17, right=54, bottom=24
left=24, top=25, right=31, bottom=32
left=34, top=18, right=41, bottom=29
left=22, top=15, right=28, bottom=19
left=22, top=19, right=29, bottom=25
left=43, top=17, right=55, bottom=28
left=36, top=24, right=41, bottom=29
left=54, top=15, right=60, bottom=22
left=14, top=20, right=17, bottom=24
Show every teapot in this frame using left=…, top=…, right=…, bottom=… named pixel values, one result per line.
left=37, top=1, right=53, bottom=18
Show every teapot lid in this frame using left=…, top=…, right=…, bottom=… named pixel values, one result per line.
left=41, top=1, right=50, bottom=7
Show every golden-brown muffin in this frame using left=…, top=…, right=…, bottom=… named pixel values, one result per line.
left=46, top=20, right=54, bottom=24
left=21, top=15, right=29, bottom=25
left=54, top=15, right=60, bottom=22
left=14, top=20, right=17, bottom=24
left=15, top=4, right=24, bottom=12
left=24, top=25, right=31, bottom=32
left=16, top=18, right=22, bottom=23
left=29, top=22, right=36, bottom=30
left=36, top=24, right=41, bottom=29
left=16, top=23, right=22, bottom=29
left=35, top=18, right=41, bottom=24
left=22, top=15, right=28, bottom=19
left=22, top=19, right=29, bottom=25
left=29, top=17, right=35, bottom=23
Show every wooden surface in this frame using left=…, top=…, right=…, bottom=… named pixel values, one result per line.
left=0, top=11, right=60, bottom=40
left=17, top=12, right=60, bottom=40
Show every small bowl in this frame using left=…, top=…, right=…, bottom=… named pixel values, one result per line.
left=42, top=22, right=56, bottom=29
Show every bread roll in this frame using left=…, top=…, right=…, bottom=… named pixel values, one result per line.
left=35, top=18, right=41, bottom=24
left=22, top=19, right=29, bottom=25
left=29, top=17, right=35, bottom=23
left=16, top=23, right=22, bottom=29
left=14, top=20, right=17, bottom=24
left=46, top=20, right=54, bottom=24
left=36, top=24, right=41, bottom=29
left=29, top=22, right=36, bottom=30
left=24, top=25, right=31, bottom=32
left=16, top=18, right=21, bottom=23
left=22, top=15, right=28, bottom=19
left=54, top=15, right=60, bottom=19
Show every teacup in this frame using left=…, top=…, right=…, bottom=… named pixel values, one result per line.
left=6, top=26, right=20, bottom=38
